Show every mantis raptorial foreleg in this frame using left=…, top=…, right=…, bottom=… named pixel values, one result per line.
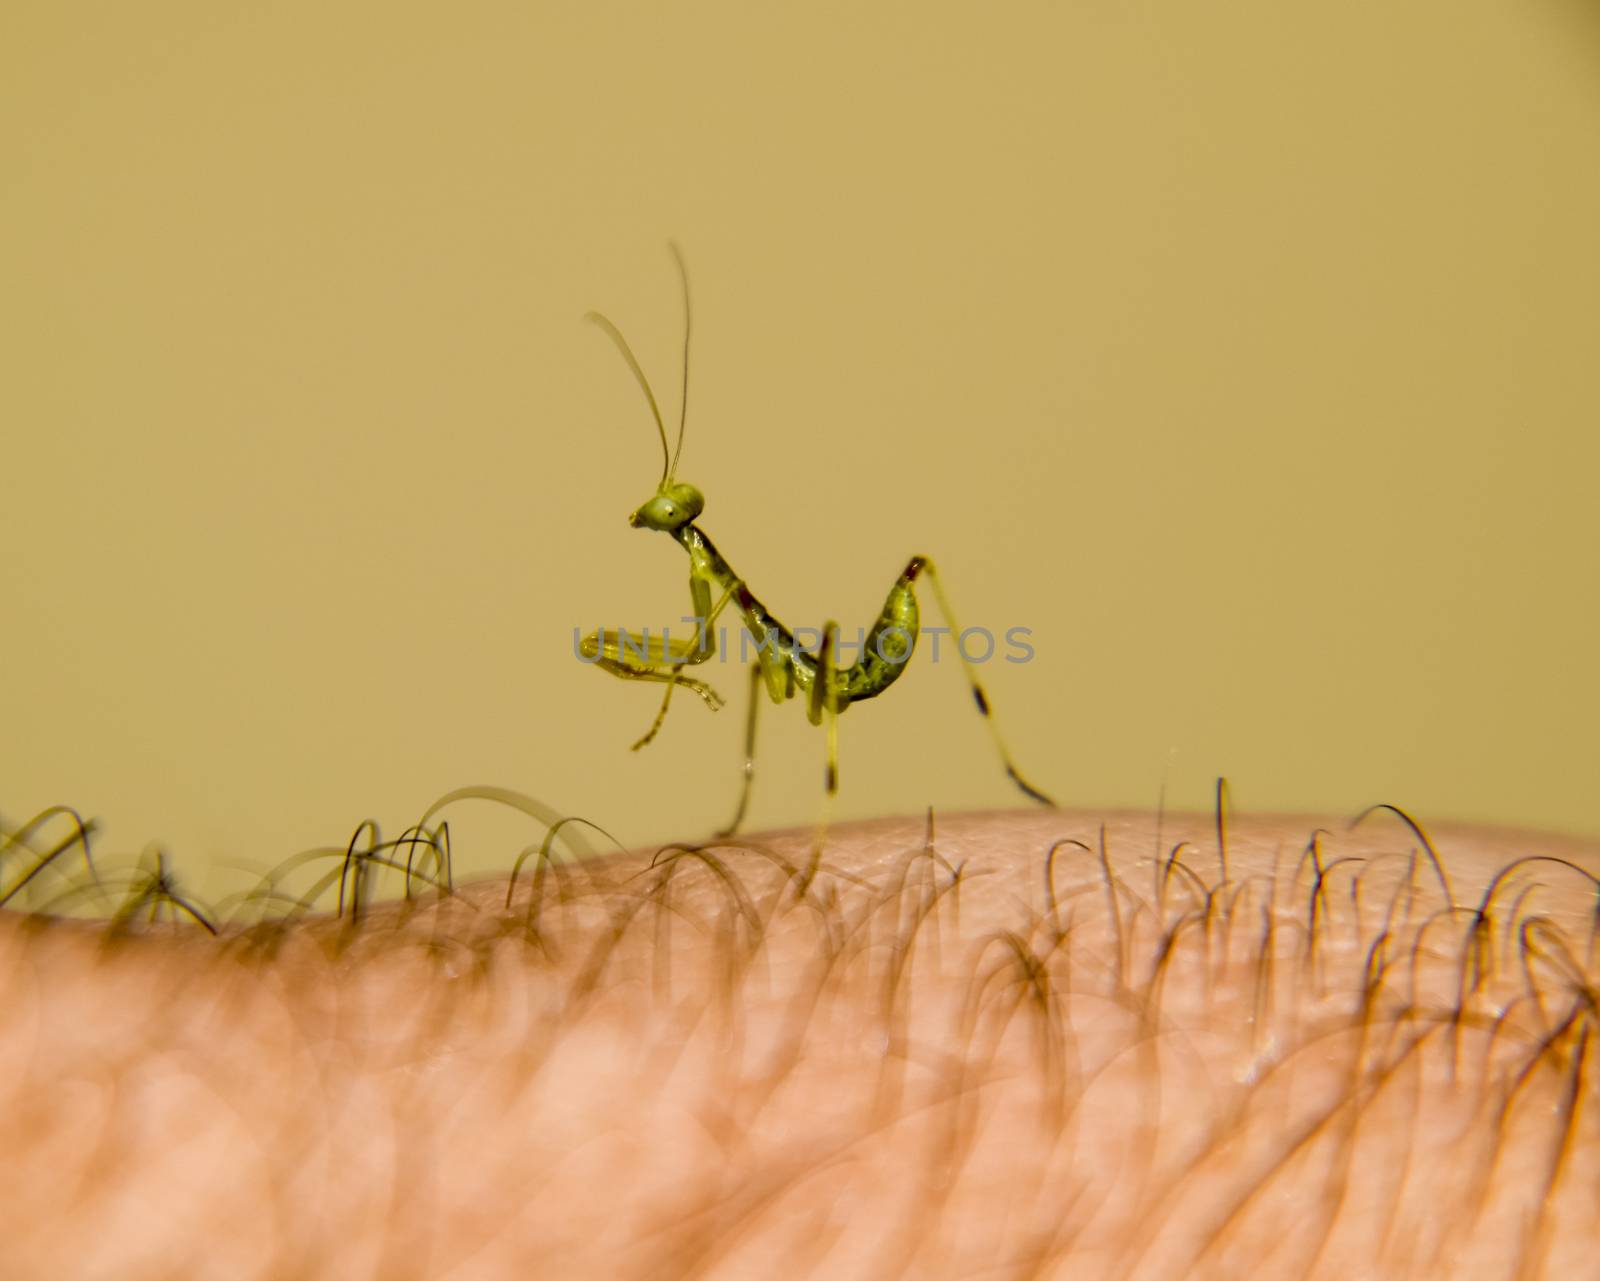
left=579, top=579, right=737, bottom=750
left=630, top=582, right=738, bottom=750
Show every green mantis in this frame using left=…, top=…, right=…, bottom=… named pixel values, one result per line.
left=578, top=247, right=1056, bottom=836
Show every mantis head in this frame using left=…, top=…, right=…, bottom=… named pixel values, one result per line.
left=586, top=244, right=703, bottom=535
left=630, top=482, right=704, bottom=532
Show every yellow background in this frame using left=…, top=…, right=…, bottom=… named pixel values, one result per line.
left=4, top=1, right=1598, bottom=897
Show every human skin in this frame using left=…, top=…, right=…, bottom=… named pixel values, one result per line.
left=2, top=808, right=1598, bottom=1281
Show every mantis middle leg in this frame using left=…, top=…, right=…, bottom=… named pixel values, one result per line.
left=716, top=661, right=765, bottom=838
left=715, top=604, right=804, bottom=837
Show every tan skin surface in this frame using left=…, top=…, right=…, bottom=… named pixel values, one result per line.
left=2, top=809, right=1599, bottom=1280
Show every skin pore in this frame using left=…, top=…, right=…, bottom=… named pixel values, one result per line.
left=2, top=806, right=1598, bottom=1280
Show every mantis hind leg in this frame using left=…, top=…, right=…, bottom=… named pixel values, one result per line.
left=911, top=557, right=1058, bottom=808
left=797, top=621, right=842, bottom=894
left=813, top=620, right=841, bottom=801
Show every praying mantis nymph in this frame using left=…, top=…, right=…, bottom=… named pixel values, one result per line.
left=578, top=246, right=1057, bottom=836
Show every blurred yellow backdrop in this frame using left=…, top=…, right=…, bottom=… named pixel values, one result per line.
left=4, top=1, right=1598, bottom=897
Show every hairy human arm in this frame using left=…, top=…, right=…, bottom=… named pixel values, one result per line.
left=2, top=809, right=1597, bottom=1281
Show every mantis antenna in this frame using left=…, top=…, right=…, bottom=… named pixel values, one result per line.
left=584, top=310, right=671, bottom=486
left=668, top=240, right=690, bottom=485
left=585, top=243, right=694, bottom=489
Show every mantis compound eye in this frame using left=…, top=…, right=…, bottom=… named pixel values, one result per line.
left=662, top=483, right=704, bottom=523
